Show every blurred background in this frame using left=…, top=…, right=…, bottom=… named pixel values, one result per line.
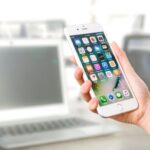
left=0, top=0, right=149, bottom=150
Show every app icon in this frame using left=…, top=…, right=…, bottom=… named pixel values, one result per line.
left=107, top=93, right=115, bottom=102
left=97, top=72, right=105, bottom=80
left=89, top=36, right=97, bottom=43
left=102, top=62, right=109, bottom=69
left=90, top=74, right=98, bottom=81
left=97, top=35, right=104, bottom=42
left=94, top=45, right=101, bottom=53
left=115, top=92, right=122, bottom=99
left=86, top=46, right=93, bottom=53
left=97, top=53, right=105, bottom=61
left=78, top=47, right=85, bottom=54
left=99, top=96, right=107, bottom=104
left=106, top=71, right=113, bottom=78
left=113, top=69, right=120, bottom=76
left=102, top=44, right=108, bottom=50
left=82, top=56, right=89, bottom=63
left=93, top=63, right=101, bottom=70
left=123, top=89, right=130, bottom=97
left=109, top=60, right=116, bottom=67
left=74, top=38, right=82, bottom=46
left=82, top=37, right=89, bottom=44
left=90, top=55, right=97, bottom=62
left=86, top=65, right=93, bottom=73
left=105, top=51, right=112, bottom=59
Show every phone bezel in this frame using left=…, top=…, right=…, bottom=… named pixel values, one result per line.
left=64, top=24, right=138, bottom=117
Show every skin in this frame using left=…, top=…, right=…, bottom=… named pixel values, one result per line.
left=71, top=42, right=150, bottom=134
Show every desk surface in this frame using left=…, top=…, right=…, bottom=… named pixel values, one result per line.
left=0, top=102, right=149, bottom=150
left=1, top=123, right=149, bottom=150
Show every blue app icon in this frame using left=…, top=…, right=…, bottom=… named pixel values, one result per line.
left=102, top=62, right=109, bottom=69
left=107, top=93, right=115, bottom=102
left=74, top=38, right=82, bottom=46
left=105, top=52, right=112, bottom=59
left=94, top=45, right=101, bottom=53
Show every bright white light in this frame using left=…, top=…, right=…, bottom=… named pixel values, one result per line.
left=0, top=0, right=91, bottom=24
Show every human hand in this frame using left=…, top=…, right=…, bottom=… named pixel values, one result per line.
left=71, top=42, right=150, bottom=133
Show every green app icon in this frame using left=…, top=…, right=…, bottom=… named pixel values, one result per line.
left=99, top=96, right=107, bottom=104
left=115, top=92, right=122, bottom=99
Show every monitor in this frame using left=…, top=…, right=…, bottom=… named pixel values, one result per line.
left=123, top=35, right=150, bottom=88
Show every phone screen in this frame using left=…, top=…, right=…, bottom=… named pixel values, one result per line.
left=70, top=32, right=133, bottom=106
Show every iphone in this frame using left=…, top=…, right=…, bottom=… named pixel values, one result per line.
left=64, top=24, right=138, bottom=117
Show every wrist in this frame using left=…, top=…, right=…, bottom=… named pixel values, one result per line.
left=137, top=95, right=150, bottom=134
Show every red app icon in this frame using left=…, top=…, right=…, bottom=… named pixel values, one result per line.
left=90, top=74, right=98, bottom=81
left=89, top=36, right=97, bottom=43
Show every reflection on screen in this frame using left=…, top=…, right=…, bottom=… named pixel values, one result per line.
left=0, top=46, right=62, bottom=110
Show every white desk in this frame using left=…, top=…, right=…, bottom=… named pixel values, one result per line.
left=11, top=124, right=149, bottom=150
left=0, top=100, right=149, bottom=150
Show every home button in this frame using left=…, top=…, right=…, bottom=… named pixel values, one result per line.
left=117, top=103, right=123, bottom=111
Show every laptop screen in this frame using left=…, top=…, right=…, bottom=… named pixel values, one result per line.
left=0, top=45, right=63, bottom=110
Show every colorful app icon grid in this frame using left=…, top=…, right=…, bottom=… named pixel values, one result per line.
left=71, top=32, right=133, bottom=106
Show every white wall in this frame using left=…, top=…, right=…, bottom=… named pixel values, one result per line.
left=94, top=0, right=150, bottom=45
left=0, top=0, right=91, bottom=24
left=0, top=0, right=150, bottom=46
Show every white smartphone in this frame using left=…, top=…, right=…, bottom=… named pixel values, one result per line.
left=64, top=24, right=138, bottom=117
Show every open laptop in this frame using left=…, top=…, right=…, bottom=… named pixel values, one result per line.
left=0, top=39, right=117, bottom=149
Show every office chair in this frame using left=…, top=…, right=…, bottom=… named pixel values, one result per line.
left=123, top=34, right=150, bottom=89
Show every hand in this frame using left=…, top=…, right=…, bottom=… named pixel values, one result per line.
left=71, top=42, right=150, bottom=133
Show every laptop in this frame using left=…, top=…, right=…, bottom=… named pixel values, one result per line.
left=0, top=39, right=117, bottom=149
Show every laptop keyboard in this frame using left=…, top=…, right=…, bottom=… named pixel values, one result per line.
left=0, top=117, right=96, bottom=137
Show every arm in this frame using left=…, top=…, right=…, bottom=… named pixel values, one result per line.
left=137, top=96, right=150, bottom=134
